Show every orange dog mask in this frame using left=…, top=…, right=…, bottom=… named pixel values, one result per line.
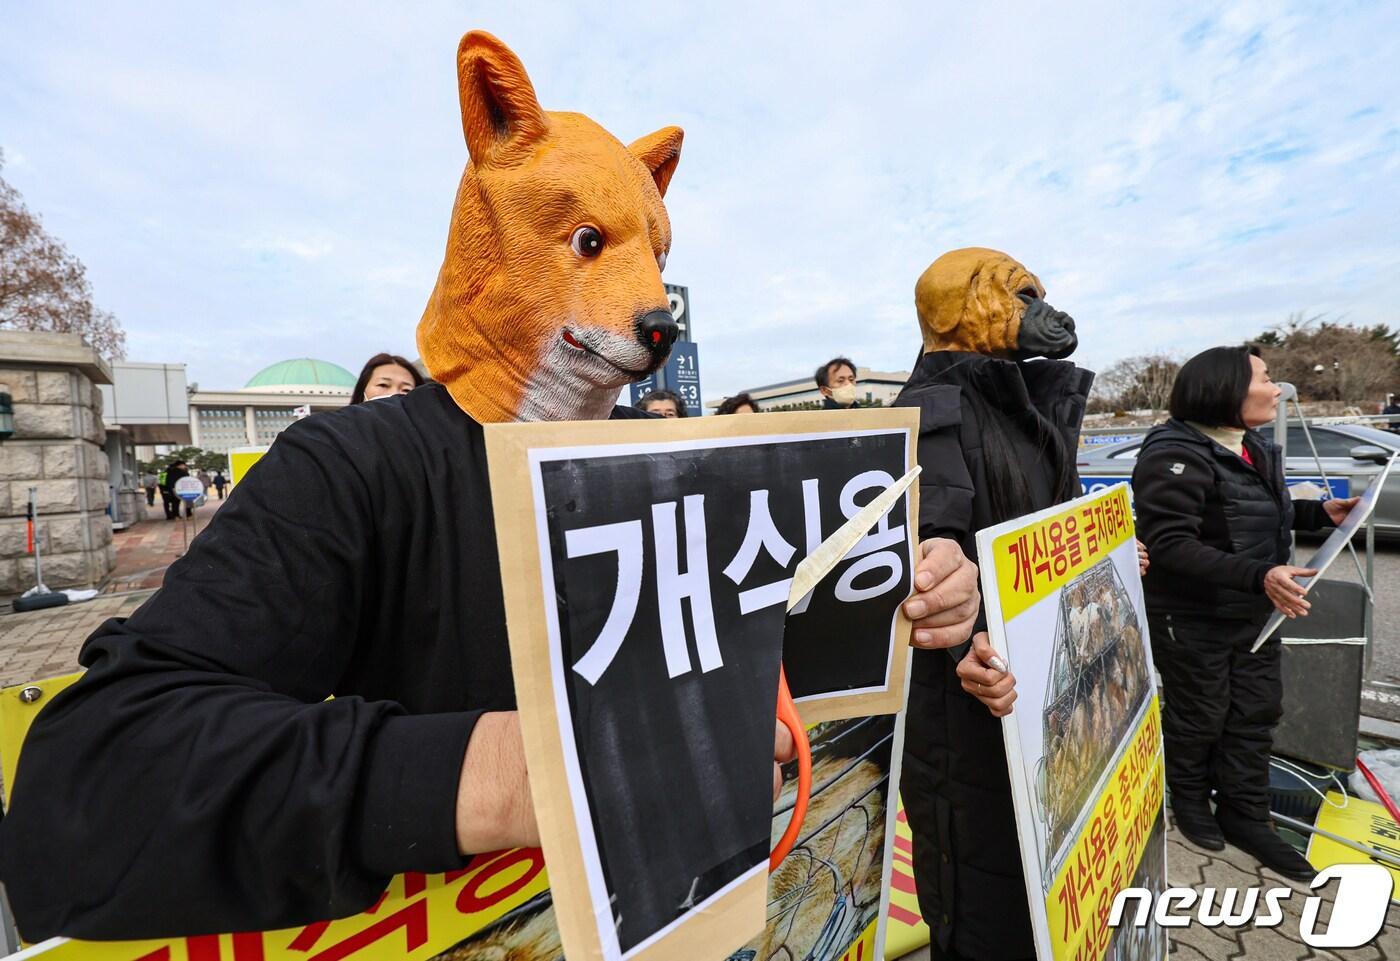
left=914, top=247, right=1077, bottom=359
left=418, top=32, right=683, bottom=423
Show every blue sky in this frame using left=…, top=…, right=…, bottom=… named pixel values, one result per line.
left=2, top=1, right=1398, bottom=402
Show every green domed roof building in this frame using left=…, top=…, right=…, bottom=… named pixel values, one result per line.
left=188, top=357, right=359, bottom=454
left=244, top=358, right=356, bottom=392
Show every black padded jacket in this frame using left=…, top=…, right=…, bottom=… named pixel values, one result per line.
left=1132, top=418, right=1332, bottom=622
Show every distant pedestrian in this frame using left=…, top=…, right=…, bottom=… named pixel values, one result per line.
left=197, top=469, right=212, bottom=492
left=637, top=389, right=686, bottom=418
left=815, top=357, right=859, bottom=409
left=1383, top=392, right=1400, bottom=432
left=162, top=460, right=193, bottom=520
left=142, top=471, right=158, bottom=507
left=351, top=353, right=425, bottom=404
left=213, top=472, right=227, bottom=499
left=157, top=467, right=175, bottom=519
left=717, top=392, right=760, bottom=415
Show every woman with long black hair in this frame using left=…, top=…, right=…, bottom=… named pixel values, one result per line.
left=351, top=353, right=425, bottom=405
left=1133, top=345, right=1356, bottom=878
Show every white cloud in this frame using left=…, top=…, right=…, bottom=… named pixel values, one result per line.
left=0, top=0, right=1397, bottom=404
left=242, top=236, right=335, bottom=260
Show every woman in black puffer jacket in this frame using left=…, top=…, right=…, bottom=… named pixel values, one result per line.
left=1132, top=345, right=1357, bottom=879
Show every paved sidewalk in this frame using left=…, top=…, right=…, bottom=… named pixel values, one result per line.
left=0, top=590, right=150, bottom=687
left=0, top=493, right=225, bottom=686
left=104, top=495, right=226, bottom=593
left=1164, top=810, right=1400, bottom=960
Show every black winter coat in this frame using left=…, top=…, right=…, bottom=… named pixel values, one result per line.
left=892, top=351, right=1092, bottom=959
left=1133, top=419, right=1331, bottom=622
left=161, top=464, right=189, bottom=492
left=0, top=384, right=651, bottom=942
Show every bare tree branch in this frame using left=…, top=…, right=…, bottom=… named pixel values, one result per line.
left=1253, top=313, right=1399, bottom=404
left=0, top=149, right=127, bottom=359
left=1089, top=354, right=1181, bottom=413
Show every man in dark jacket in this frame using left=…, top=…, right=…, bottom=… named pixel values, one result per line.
left=1383, top=392, right=1400, bottom=432
left=894, top=248, right=1089, bottom=961
left=161, top=460, right=191, bottom=519
left=816, top=356, right=859, bottom=409
left=1131, top=346, right=1356, bottom=879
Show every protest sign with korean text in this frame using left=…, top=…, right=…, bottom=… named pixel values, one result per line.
left=977, top=484, right=1168, bottom=961
left=486, top=410, right=919, bottom=961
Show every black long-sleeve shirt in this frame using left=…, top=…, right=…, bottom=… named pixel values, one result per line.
left=0, top=384, right=644, bottom=941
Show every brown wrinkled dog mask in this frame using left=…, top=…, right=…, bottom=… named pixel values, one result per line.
left=914, top=247, right=1077, bottom=360
left=418, top=31, right=683, bottom=423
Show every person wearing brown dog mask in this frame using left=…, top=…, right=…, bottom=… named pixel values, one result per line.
left=893, top=247, right=1093, bottom=961
left=0, top=34, right=990, bottom=944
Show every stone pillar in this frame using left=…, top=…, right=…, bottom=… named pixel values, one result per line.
left=0, top=332, right=115, bottom=605
left=244, top=405, right=257, bottom=446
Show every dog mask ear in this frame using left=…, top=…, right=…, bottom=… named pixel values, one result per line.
left=457, top=31, right=549, bottom=166
left=628, top=126, right=684, bottom=197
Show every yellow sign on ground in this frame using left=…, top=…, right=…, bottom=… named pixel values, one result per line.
left=1309, top=791, right=1400, bottom=900
left=0, top=673, right=82, bottom=806
left=13, top=853, right=553, bottom=961
left=0, top=678, right=898, bottom=961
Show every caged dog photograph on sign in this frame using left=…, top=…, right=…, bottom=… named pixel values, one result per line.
left=1037, top=557, right=1152, bottom=888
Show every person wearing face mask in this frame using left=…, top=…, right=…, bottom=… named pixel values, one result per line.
left=351, top=352, right=426, bottom=404
left=816, top=357, right=860, bottom=409
left=1133, top=345, right=1357, bottom=879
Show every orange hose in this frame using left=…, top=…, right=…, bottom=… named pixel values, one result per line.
left=770, top=666, right=812, bottom=871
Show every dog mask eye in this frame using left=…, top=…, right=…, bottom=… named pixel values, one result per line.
left=570, top=226, right=604, bottom=257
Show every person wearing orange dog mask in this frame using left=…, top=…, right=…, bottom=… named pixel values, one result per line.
left=894, top=248, right=1092, bottom=961
left=0, top=33, right=980, bottom=942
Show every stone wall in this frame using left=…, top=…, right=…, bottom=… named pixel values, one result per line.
left=1, top=332, right=116, bottom=603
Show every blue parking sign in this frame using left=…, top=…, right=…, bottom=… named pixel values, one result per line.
left=667, top=342, right=702, bottom=416
left=627, top=342, right=703, bottom=417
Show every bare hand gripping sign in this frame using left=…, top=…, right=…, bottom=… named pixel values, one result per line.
left=486, top=409, right=918, bottom=961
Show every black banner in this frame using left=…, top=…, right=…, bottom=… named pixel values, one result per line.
left=538, top=430, right=911, bottom=953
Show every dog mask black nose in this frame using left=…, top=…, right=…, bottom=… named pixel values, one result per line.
left=1015, top=297, right=1078, bottom=360
left=638, top=309, right=680, bottom=354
